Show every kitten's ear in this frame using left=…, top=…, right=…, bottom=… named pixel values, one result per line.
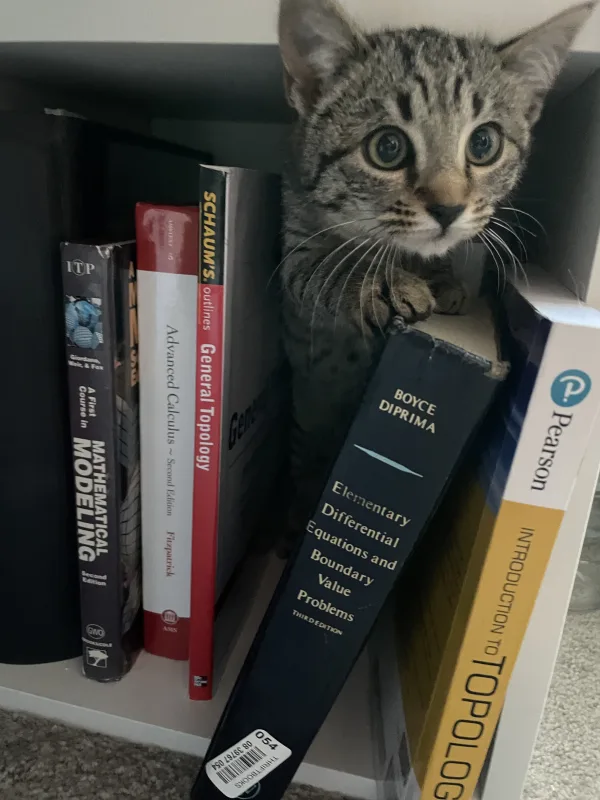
left=278, top=0, right=365, bottom=115
left=497, top=2, right=597, bottom=122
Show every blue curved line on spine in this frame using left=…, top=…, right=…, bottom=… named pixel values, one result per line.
left=353, top=445, right=423, bottom=478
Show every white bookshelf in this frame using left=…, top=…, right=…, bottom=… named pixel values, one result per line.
left=0, top=2, right=600, bottom=799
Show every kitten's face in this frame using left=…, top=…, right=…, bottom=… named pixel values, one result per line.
left=297, top=31, right=533, bottom=258
left=280, top=0, right=595, bottom=259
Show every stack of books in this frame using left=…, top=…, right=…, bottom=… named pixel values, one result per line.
left=60, top=156, right=288, bottom=699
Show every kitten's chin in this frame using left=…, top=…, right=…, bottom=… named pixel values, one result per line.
left=394, top=228, right=476, bottom=259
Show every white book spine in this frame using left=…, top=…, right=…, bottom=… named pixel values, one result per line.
left=504, top=320, right=600, bottom=510
left=138, top=263, right=197, bottom=660
left=481, top=317, right=600, bottom=798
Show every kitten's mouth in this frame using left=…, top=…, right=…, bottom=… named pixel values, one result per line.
left=393, top=224, right=474, bottom=258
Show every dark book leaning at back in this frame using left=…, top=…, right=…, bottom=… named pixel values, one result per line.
left=61, top=240, right=142, bottom=681
left=191, top=302, right=510, bottom=800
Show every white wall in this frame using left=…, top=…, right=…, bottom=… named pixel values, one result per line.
left=0, top=0, right=598, bottom=50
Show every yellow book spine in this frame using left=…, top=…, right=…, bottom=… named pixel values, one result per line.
left=419, top=499, right=563, bottom=800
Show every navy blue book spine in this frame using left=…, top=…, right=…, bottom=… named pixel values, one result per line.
left=192, top=319, right=505, bottom=800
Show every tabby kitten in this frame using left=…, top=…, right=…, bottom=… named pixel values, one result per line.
left=278, top=0, right=595, bottom=545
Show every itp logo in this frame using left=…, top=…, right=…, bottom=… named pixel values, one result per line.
left=551, top=370, right=592, bottom=408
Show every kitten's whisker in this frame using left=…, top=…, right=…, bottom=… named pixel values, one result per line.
left=385, top=244, right=393, bottom=296
left=497, top=217, right=536, bottom=239
left=299, top=235, right=362, bottom=313
left=500, top=203, right=547, bottom=236
left=486, top=228, right=529, bottom=287
left=332, top=239, right=383, bottom=341
left=388, top=247, right=403, bottom=313
left=370, top=243, right=390, bottom=337
left=383, top=245, right=397, bottom=327
left=357, top=242, right=386, bottom=343
left=486, top=229, right=520, bottom=285
left=361, top=243, right=387, bottom=345
left=488, top=229, right=529, bottom=287
left=489, top=217, right=529, bottom=259
left=267, top=216, right=380, bottom=290
left=566, top=269, right=586, bottom=305
left=359, top=245, right=383, bottom=347
left=462, top=241, right=470, bottom=274
left=309, top=237, right=374, bottom=348
left=478, top=231, right=503, bottom=295
left=307, top=237, right=373, bottom=360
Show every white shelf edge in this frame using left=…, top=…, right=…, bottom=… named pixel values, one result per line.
left=0, top=679, right=377, bottom=799
left=0, top=683, right=209, bottom=757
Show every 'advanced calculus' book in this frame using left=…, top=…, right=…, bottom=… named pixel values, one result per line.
left=61, top=240, right=141, bottom=681
left=136, top=204, right=199, bottom=661
left=192, top=299, right=509, bottom=799
left=370, top=266, right=600, bottom=800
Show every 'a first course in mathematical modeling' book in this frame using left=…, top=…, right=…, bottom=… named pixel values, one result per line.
left=61, top=240, right=142, bottom=681
left=370, top=266, right=600, bottom=800
left=191, top=300, right=509, bottom=800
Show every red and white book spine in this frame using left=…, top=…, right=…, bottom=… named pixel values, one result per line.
left=136, top=203, right=198, bottom=660
left=189, top=167, right=227, bottom=698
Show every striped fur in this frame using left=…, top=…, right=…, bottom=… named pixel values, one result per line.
left=277, top=0, right=595, bottom=547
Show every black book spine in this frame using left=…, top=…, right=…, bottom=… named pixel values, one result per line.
left=192, top=323, right=505, bottom=800
left=61, top=241, right=140, bottom=681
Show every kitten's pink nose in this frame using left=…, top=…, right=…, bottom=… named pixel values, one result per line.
left=426, top=204, right=465, bottom=230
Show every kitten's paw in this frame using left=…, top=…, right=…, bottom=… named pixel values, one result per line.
left=431, top=276, right=469, bottom=315
left=389, top=275, right=436, bottom=323
left=360, top=292, right=393, bottom=332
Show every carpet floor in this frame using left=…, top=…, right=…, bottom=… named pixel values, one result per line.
left=522, top=609, right=600, bottom=800
left=0, top=709, right=342, bottom=800
left=0, top=610, right=598, bottom=800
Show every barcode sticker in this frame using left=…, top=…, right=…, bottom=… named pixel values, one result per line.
left=205, top=729, right=292, bottom=798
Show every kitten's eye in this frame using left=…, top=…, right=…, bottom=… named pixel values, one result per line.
left=364, top=127, right=411, bottom=171
left=467, top=124, right=503, bottom=166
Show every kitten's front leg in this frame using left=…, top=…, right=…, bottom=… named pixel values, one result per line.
left=383, top=268, right=468, bottom=322
left=352, top=268, right=436, bottom=329
left=429, top=273, right=469, bottom=315
left=386, top=269, right=436, bottom=324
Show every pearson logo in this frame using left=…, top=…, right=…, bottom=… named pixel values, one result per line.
left=530, top=369, right=592, bottom=492
left=551, top=370, right=592, bottom=408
